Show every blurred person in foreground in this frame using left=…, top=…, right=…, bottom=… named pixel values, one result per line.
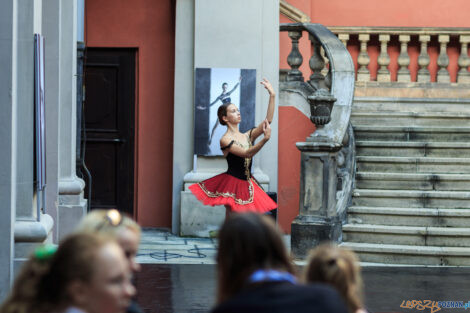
left=75, top=209, right=143, bottom=313
left=211, top=213, right=349, bottom=313
left=304, top=243, right=368, bottom=313
left=0, top=233, right=135, bottom=313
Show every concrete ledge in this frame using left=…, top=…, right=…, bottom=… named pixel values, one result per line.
left=355, top=125, right=470, bottom=132
left=14, top=214, right=54, bottom=242
left=353, top=189, right=470, bottom=199
left=354, top=82, right=470, bottom=98
left=58, top=177, right=85, bottom=195
left=180, top=191, right=224, bottom=237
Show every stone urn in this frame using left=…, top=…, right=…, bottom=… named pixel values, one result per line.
left=307, top=88, right=337, bottom=126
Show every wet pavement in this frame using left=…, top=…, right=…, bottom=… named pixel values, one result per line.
left=136, top=229, right=470, bottom=313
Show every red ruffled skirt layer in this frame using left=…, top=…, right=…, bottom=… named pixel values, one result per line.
left=189, top=173, right=277, bottom=213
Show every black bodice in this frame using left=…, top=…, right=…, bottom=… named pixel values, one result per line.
left=226, top=152, right=252, bottom=180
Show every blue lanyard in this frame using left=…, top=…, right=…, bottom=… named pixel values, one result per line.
left=248, top=269, right=297, bottom=284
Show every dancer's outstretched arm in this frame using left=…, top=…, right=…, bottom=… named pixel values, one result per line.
left=227, top=76, right=241, bottom=96
left=222, top=120, right=271, bottom=158
left=249, top=78, right=275, bottom=141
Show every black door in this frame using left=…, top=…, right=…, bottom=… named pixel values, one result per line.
left=83, top=48, right=135, bottom=216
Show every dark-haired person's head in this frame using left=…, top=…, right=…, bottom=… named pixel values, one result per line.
left=216, top=213, right=294, bottom=303
left=217, top=103, right=241, bottom=126
left=222, top=82, right=228, bottom=92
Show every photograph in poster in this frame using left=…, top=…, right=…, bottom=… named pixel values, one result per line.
left=194, top=67, right=256, bottom=156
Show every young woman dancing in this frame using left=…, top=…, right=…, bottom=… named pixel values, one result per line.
left=189, top=78, right=277, bottom=214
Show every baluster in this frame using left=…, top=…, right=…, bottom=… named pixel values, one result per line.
left=338, top=33, right=350, bottom=47
left=458, top=35, right=470, bottom=83
left=437, top=35, right=450, bottom=83
left=336, top=34, right=349, bottom=88
left=287, top=31, right=304, bottom=82
left=417, top=35, right=431, bottom=83
left=308, top=34, right=326, bottom=89
left=377, top=34, right=391, bottom=82
left=397, top=35, right=411, bottom=82
left=321, top=47, right=331, bottom=89
left=323, top=48, right=332, bottom=90
left=320, top=47, right=329, bottom=77
left=357, top=34, right=370, bottom=82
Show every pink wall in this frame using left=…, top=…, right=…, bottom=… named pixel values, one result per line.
left=308, top=0, right=470, bottom=28
left=278, top=107, right=315, bottom=232
left=278, top=0, right=470, bottom=232
left=86, top=0, right=175, bottom=227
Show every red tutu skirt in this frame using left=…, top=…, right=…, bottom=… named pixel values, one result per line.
left=189, top=173, right=277, bottom=213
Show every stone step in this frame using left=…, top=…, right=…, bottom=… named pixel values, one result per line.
left=355, top=172, right=470, bottom=191
left=353, top=126, right=470, bottom=142
left=351, top=112, right=470, bottom=127
left=356, top=141, right=470, bottom=158
left=343, top=224, right=470, bottom=247
left=340, top=242, right=470, bottom=266
left=357, top=156, right=470, bottom=173
left=348, top=206, right=470, bottom=227
left=353, top=97, right=470, bottom=113
left=352, top=189, right=470, bottom=209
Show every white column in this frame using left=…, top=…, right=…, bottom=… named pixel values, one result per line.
left=42, top=0, right=61, bottom=242
left=0, top=0, right=16, bottom=300
left=0, top=0, right=53, bottom=299
left=57, top=0, right=86, bottom=240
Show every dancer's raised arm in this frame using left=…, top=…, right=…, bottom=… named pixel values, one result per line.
left=248, top=78, right=275, bottom=141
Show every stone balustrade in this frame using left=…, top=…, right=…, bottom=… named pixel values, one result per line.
left=326, top=27, right=470, bottom=83
left=280, top=23, right=355, bottom=258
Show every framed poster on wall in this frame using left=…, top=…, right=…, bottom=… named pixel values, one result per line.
left=194, top=67, right=256, bottom=156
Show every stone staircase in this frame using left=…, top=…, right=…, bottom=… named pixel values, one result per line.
left=341, top=97, right=470, bottom=265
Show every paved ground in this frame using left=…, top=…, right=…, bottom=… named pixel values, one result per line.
left=137, top=228, right=218, bottom=264
left=137, top=228, right=291, bottom=265
left=136, top=229, right=470, bottom=313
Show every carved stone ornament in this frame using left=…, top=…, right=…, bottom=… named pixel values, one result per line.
left=307, top=88, right=337, bottom=126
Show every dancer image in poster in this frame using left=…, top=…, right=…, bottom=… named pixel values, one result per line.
left=196, top=77, right=242, bottom=145
left=189, top=78, right=277, bottom=215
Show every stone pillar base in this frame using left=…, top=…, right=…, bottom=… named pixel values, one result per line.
left=291, top=215, right=342, bottom=259
left=180, top=191, right=224, bottom=237
left=181, top=168, right=270, bottom=237
left=13, top=213, right=54, bottom=275
left=57, top=177, right=87, bottom=240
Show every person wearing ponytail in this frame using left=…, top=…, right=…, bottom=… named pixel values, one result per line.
left=304, top=243, right=369, bottom=313
left=211, top=213, right=349, bottom=313
left=189, top=78, right=278, bottom=216
left=0, top=233, right=135, bottom=313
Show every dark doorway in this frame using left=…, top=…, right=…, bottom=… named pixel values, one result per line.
left=83, top=48, right=135, bottom=216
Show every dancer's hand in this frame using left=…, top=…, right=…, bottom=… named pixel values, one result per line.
left=263, top=119, right=271, bottom=141
left=260, top=78, right=275, bottom=97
